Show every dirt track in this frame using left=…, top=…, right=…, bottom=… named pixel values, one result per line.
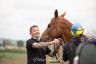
left=0, top=55, right=27, bottom=64
left=0, top=56, right=67, bottom=64
left=0, top=54, right=68, bottom=64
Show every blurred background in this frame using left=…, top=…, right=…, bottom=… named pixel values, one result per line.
left=0, top=0, right=96, bottom=64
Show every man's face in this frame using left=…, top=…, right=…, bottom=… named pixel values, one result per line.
left=30, top=27, right=40, bottom=38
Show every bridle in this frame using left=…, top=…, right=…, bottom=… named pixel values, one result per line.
left=53, top=32, right=67, bottom=64
left=54, top=43, right=64, bottom=64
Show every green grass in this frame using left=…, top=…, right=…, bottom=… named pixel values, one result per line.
left=0, top=49, right=26, bottom=58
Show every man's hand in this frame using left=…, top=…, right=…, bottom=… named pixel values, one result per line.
left=51, top=38, right=63, bottom=45
left=58, top=38, right=64, bottom=45
left=48, top=38, right=63, bottom=57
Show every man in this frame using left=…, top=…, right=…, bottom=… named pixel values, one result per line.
left=63, top=23, right=87, bottom=64
left=26, top=25, right=62, bottom=64
left=73, top=38, right=96, bottom=64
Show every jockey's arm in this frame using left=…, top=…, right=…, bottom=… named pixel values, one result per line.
left=32, top=39, right=60, bottom=48
left=63, top=43, right=69, bottom=61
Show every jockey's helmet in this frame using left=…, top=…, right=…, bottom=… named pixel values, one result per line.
left=71, top=23, right=84, bottom=37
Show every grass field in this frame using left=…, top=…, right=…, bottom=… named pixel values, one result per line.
left=0, top=49, right=68, bottom=64
left=0, top=49, right=27, bottom=64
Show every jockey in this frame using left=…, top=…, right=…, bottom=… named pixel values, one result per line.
left=63, top=23, right=87, bottom=64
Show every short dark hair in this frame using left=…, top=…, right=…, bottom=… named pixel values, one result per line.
left=30, top=25, right=38, bottom=33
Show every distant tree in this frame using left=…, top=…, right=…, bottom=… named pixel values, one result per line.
left=3, top=39, right=11, bottom=47
left=0, top=39, right=3, bottom=46
left=0, top=43, right=3, bottom=46
left=17, top=40, right=24, bottom=47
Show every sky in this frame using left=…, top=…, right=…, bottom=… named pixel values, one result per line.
left=0, top=0, right=96, bottom=40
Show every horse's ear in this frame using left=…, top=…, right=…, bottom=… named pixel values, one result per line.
left=61, top=11, right=66, bottom=17
left=54, top=9, right=58, bottom=18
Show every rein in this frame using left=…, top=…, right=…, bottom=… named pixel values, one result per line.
left=53, top=37, right=65, bottom=64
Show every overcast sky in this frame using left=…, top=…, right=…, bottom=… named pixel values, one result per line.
left=0, top=0, right=96, bottom=40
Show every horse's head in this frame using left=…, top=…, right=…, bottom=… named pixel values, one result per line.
left=40, top=9, right=73, bottom=42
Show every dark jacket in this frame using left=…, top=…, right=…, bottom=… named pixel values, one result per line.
left=76, top=38, right=96, bottom=64
left=63, top=36, right=87, bottom=64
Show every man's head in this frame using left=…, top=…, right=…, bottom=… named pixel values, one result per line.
left=30, top=25, right=40, bottom=38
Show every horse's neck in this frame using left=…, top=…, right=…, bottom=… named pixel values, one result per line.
left=62, top=34, right=66, bottom=44
left=62, top=33, right=72, bottom=44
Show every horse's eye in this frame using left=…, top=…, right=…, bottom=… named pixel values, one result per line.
left=48, top=24, right=51, bottom=28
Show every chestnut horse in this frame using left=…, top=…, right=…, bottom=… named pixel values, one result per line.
left=40, top=10, right=72, bottom=42
left=40, top=9, right=73, bottom=64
